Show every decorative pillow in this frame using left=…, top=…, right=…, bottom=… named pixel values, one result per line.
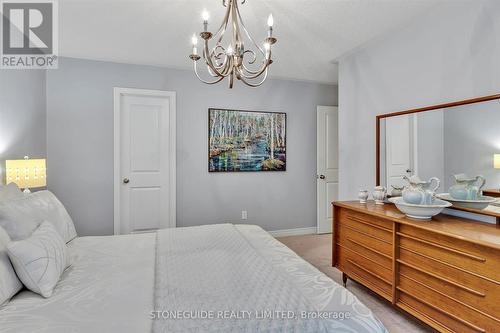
left=0, top=183, right=23, bottom=202
left=0, top=226, right=23, bottom=305
left=7, top=222, right=70, bottom=298
left=0, top=190, right=77, bottom=242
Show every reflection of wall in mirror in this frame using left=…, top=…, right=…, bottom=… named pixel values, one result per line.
left=443, top=100, right=500, bottom=191
left=416, top=110, right=445, bottom=192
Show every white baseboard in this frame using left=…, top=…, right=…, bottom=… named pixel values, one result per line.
left=268, top=227, right=317, bottom=237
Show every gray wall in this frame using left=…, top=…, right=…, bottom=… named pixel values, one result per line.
left=0, top=70, right=47, bottom=182
left=338, top=0, right=500, bottom=200
left=47, top=57, right=337, bottom=236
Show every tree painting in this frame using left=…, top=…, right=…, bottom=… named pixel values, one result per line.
left=209, top=109, right=286, bottom=172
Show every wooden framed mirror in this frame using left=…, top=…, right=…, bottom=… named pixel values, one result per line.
left=376, top=93, right=500, bottom=223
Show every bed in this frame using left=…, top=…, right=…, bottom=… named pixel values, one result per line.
left=0, top=222, right=387, bottom=333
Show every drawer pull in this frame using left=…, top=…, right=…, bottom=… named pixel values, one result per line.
left=343, top=224, right=392, bottom=244
left=346, top=216, right=392, bottom=233
left=398, top=287, right=487, bottom=333
left=400, top=245, right=500, bottom=286
left=397, top=232, right=486, bottom=262
left=346, top=237, right=392, bottom=259
left=401, top=273, right=500, bottom=324
left=347, top=259, right=392, bottom=285
left=398, top=259, right=485, bottom=297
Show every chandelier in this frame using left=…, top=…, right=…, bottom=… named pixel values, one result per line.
left=189, top=0, right=277, bottom=88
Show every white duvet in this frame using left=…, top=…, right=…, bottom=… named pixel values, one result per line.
left=0, top=224, right=386, bottom=333
left=0, top=233, right=156, bottom=333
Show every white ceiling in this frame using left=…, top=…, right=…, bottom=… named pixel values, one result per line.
left=59, top=0, right=449, bottom=84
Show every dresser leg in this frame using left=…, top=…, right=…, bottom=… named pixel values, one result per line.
left=342, top=272, right=348, bottom=287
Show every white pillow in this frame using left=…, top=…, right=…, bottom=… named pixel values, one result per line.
left=0, top=190, right=77, bottom=242
left=0, top=226, right=23, bottom=305
left=7, top=222, right=70, bottom=298
left=0, top=183, right=23, bottom=202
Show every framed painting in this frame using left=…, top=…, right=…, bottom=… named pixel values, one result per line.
left=208, top=108, right=287, bottom=172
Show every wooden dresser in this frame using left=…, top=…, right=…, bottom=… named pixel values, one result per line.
left=332, top=201, right=500, bottom=333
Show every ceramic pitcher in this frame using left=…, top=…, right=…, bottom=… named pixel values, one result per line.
left=449, top=174, right=486, bottom=200
left=373, top=186, right=387, bottom=205
left=402, top=175, right=440, bottom=205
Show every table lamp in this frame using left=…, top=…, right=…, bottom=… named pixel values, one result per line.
left=5, top=156, right=46, bottom=193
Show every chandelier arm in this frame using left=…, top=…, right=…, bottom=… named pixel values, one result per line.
left=205, top=44, right=234, bottom=79
left=241, top=52, right=269, bottom=75
left=238, top=62, right=270, bottom=80
left=235, top=3, right=266, bottom=57
left=231, top=0, right=243, bottom=49
left=211, top=51, right=228, bottom=72
left=213, top=0, right=232, bottom=44
left=237, top=67, right=269, bottom=87
left=194, top=62, right=226, bottom=84
left=203, top=39, right=227, bottom=77
left=238, top=50, right=272, bottom=79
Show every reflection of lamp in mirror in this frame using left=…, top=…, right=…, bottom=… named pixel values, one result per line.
left=5, top=156, right=46, bottom=194
left=495, top=154, right=500, bottom=168
left=495, top=154, right=500, bottom=190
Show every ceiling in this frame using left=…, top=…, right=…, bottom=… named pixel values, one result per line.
left=59, top=0, right=449, bottom=84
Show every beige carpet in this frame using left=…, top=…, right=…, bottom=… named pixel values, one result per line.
left=277, top=234, right=436, bottom=333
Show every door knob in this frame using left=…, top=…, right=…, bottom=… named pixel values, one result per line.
left=123, top=178, right=130, bottom=184
left=319, top=175, right=326, bottom=180
left=406, top=169, right=412, bottom=173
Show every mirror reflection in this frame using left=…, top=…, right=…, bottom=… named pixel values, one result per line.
left=379, top=99, right=500, bottom=196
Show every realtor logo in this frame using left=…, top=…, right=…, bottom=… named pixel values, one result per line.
left=1, top=0, right=58, bottom=69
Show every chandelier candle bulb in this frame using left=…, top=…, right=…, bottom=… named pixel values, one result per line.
left=267, top=14, right=274, bottom=37
left=191, top=34, right=198, bottom=55
left=202, top=10, right=209, bottom=31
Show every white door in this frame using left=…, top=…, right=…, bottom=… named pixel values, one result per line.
left=385, top=115, right=414, bottom=190
left=317, top=106, right=338, bottom=234
left=113, top=88, right=176, bottom=234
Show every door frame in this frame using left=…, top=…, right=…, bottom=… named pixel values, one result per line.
left=113, top=87, right=177, bottom=235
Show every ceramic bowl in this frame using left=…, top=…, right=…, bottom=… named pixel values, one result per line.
left=389, top=197, right=452, bottom=220
left=436, top=193, right=497, bottom=210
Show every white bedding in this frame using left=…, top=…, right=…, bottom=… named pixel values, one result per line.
left=0, top=225, right=386, bottom=333
left=0, top=233, right=156, bottom=333
left=154, top=224, right=386, bottom=333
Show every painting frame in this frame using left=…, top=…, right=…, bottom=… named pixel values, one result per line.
left=208, top=108, right=287, bottom=173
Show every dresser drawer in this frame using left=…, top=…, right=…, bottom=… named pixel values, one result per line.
left=398, top=224, right=500, bottom=283
left=398, top=292, right=483, bottom=333
left=398, top=272, right=500, bottom=333
left=398, top=263, right=500, bottom=326
left=398, top=249, right=500, bottom=320
left=337, top=237, right=392, bottom=271
left=338, top=222, right=393, bottom=258
left=336, top=246, right=392, bottom=301
left=341, top=209, right=393, bottom=232
left=342, top=212, right=393, bottom=243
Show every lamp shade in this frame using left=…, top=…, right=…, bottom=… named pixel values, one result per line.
left=495, top=154, right=500, bottom=169
left=5, top=159, right=46, bottom=189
